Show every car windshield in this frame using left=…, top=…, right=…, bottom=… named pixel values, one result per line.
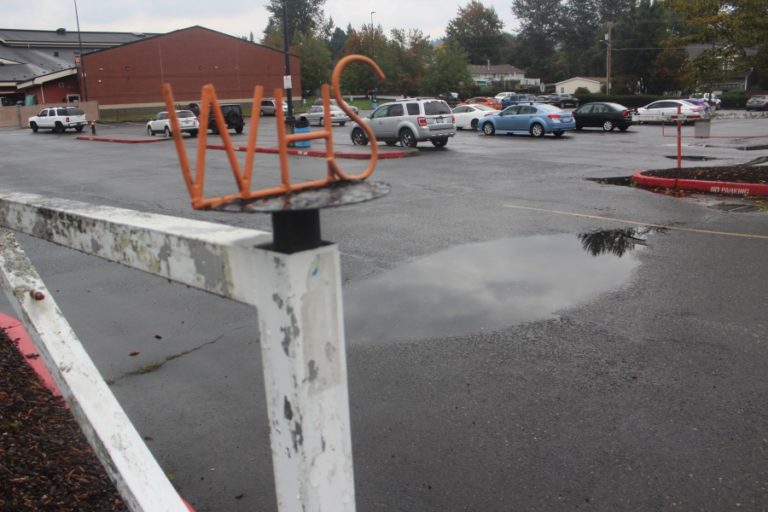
left=176, top=111, right=196, bottom=118
left=423, top=101, right=451, bottom=115
left=64, top=107, right=84, bottom=115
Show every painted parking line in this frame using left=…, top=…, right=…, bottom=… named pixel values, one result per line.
left=503, top=204, right=768, bottom=240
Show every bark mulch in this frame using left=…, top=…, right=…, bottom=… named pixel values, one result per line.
left=642, top=165, right=768, bottom=184
left=0, top=326, right=128, bottom=512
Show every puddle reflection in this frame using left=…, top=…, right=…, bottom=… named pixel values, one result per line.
left=578, top=227, right=666, bottom=257
left=344, top=230, right=657, bottom=343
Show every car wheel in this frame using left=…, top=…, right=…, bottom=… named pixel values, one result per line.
left=482, top=122, right=495, bottom=136
left=553, top=131, right=564, bottom=138
left=470, top=119, right=479, bottom=131
left=602, top=120, right=615, bottom=131
left=190, top=130, right=198, bottom=138
left=235, top=126, right=244, bottom=134
left=30, top=122, right=38, bottom=133
left=529, top=123, right=545, bottom=137
left=431, top=137, right=448, bottom=148
left=351, top=127, right=368, bottom=146
left=164, top=126, right=171, bottom=137
left=54, top=122, right=65, bottom=134
left=147, top=126, right=154, bottom=136
left=619, top=126, right=629, bottom=132
left=259, top=109, right=265, bottom=117
left=319, top=117, right=325, bottom=127
left=75, top=125, right=84, bottom=133
left=399, top=128, right=417, bottom=148
left=575, top=124, right=583, bottom=131
left=339, top=121, right=346, bottom=127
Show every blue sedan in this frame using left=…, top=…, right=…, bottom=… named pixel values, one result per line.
left=478, top=103, right=576, bottom=137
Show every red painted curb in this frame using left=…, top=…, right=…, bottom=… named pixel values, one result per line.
left=0, top=312, right=197, bottom=512
left=206, top=144, right=410, bottom=160
left=75, top=135, right=411, bottom=159
left=76, top=136, right=166, bottom=144
left=631, top=170, right=768, bottom=197
left=0, top=312, right=58, bottom=394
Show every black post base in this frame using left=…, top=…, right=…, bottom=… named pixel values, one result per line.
left=270, top=209, right=321, bottom=254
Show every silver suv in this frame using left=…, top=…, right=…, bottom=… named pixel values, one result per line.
left=350, top=98, right=455, bottom=148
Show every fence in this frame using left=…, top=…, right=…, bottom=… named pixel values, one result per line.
left=0, top=101, right=100, bottom=128
left=0, top=190, right=357, bottom=511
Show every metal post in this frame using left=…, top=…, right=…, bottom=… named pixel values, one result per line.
left=282, top=0, right=294, bottom=125
left=74, top=0, right=89, bottom=102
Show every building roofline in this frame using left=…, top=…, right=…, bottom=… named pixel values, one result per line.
left=81, top=25, right=299, bottom=59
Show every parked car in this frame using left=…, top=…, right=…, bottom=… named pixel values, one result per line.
left=573, top=102, right=633, bottom=132
left=28, top=106, right=87, bottom=133
left=500, top=93, right=535, bottom=109
left=260, top=98, right=287, bottom=116
left=464, top=96, right=503, bottom=110
left=211, top=103, right=245, bottom=134
left=494, top=91, right=515, bottom=102
left=551, top=93, right=580, bottom=108
left=534, top=95, right=557, bottom=104
left=312, top=98, right=359, bottom=115
left=350, top=97, right=455, bottom=148
left=689, top=92, right=721, bottom=110
left=681, top=98, right=712, bottom=115
left=478, top=103, right=575, bottom=137
left=146, top=110, right=199, bottom=137
left=746, top=95, right=768, bottom=111
left=297, top=105, right=350, bottom=126
left=634, top=99, right=711, bottom=123
left=451, top=104, right=499, bottom=131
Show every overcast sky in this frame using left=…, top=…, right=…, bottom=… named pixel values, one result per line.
left=2, top=0, right=520, bottom=41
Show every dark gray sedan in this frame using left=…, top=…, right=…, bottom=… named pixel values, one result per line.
left=573, top=102, right=634, bottom=132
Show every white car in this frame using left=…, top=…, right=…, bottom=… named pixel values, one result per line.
left=451, top=104, right=499, bottom=131
left=493, top=91, right=514, bottom=102
left=298, top=105, right=350, bottom=127
left=634, top=100, right=710, bottom=124
left=146, top=110, right=199, bottom=137
left=28, top=106, right=87, bottom=133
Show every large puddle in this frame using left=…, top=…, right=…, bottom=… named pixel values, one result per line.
left=344, top=228, right=661, bottom=343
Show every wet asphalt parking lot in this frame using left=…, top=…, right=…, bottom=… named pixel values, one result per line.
left=1, top=113, right=768, bottom=511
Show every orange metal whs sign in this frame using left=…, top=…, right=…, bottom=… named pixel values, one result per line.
left=162, top=55, right=385, bottom=210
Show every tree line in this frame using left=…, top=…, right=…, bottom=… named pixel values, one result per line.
left=258, top=0, right=767, bottom=97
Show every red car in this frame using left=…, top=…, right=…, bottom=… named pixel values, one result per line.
left=463, top=96, right=503, bottom=110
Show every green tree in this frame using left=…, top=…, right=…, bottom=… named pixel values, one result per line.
left=511, top=0, right=565, bottom=81
left=293, top=32, right=332, bottom=95
left=664, top=0, right=768, bottom=89
left=263, top=0, right=327, bottom=46
left=422, top=43, right=473, bottom=96
left=328, top=27, right=347, bottom=62
left=445, top=1, right=505, bottom=65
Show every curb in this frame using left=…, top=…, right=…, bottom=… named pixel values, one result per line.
left=76, top=135, right=166, bottom=144
left=75, top=135, right=412, bottom=159
left=0, top=312, right=197, bottom=512
left=206, top=143, right=412, bottom=160
left=631, top=170, right=768, bottom=197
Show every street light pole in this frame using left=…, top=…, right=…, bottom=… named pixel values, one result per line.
left=282, top=0, right=294, bottom=124
left=370, top=11, right=376, bottom=58
left=73, top=0, right=88, bottom=102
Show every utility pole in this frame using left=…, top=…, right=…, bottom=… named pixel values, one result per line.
left=73, top=0, right=88, bottom=102
left=282, top=1, right=294, bottom=129
left=606, top=22, right=613, bottom=95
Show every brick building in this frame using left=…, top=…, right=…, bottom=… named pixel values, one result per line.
left=83, top=26, right=301, bottom=107
left=0, top=26, right=301, bottom=108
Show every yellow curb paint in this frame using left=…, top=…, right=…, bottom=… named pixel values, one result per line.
left=503, top=204, right=768, bottom=240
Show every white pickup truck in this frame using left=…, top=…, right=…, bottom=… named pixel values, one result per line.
left=28, top=106, right=87, bottom=133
